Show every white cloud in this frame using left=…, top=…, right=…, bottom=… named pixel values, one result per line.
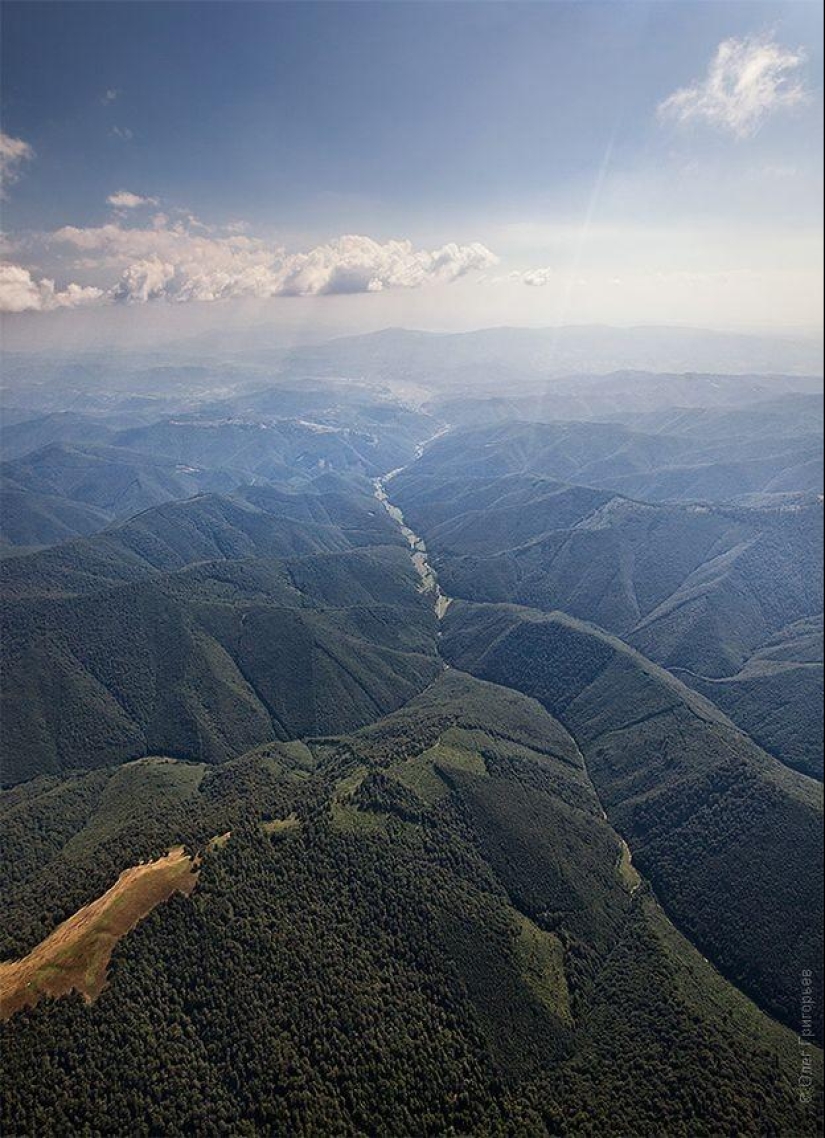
left=521, top=267, right=554, bottom=287
left=268, top=236, right=497, bottom=298
left=110, top=126, right=134, bottom=141
left=45, top=220, right=498, bottom=306
left=52, top=219, right=260, bottom=265
left=101, top=88, right=120, bottom=104
left=0, top=263, right=104, bottom=313
left=658, top=36, right=807, bottom=138
left=112, top=257, right=176, bottom=303
left=0, top=131, right=34, bottom=196
left=1, top=217, right=498, bottom=312
left=107, top=190, right=158, bottom=209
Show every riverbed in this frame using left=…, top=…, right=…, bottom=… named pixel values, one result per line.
left=374, top=439, right=451, bottom=621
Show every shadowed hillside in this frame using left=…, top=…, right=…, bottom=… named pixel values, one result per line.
left=440, top=600, right=824, bottom=1039
left=1, top=546, right=440, bottom=785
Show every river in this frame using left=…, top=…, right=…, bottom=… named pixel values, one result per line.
left=373, top=430, right=452, bottom=621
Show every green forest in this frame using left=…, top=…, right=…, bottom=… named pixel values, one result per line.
left=1, top=338, right=822, bottom=1135
left=2, top=673, right=819, bottom=1135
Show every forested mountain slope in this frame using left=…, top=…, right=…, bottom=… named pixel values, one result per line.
left=0, top=443, right=238, bottom=550
left=393, top=462, right=823, bottom=770
left=674, top=615, right=824, bottom=778
left=0, top=488, right=111, bottom=555
left=604, top=391, right=824, bottom=443
left=0, top=411, right=116, bottom=462
left=401, top=418, right=823, bottom=502
left=440, top=601, right=824, bottom=1038
left=0, top=384, right=438, bottom=553
left=1, top=672, right=817, bottom=1136
left=110, top=414, right=416, bottom=483
left=1, top=348, right=822, bottom=1136
left=0, top=477, right=402, bottom=599
left=396, top=471, right=822, bottom=674
left=1, top=546, right=440, bottom=785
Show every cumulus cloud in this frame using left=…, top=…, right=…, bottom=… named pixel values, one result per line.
left=268, top=236, right=497, bottom=298
left=0, top=263, right=104, bottom=313
left=45, top=220, right=497, bottom=305
left=521, top=267, right=554, bottom=287
left=111, top=257, right=176, bottom=302
left=1, top=218, right=498, bottom=312
left=107, top=190, right=158, bottom=209
left=101, top=88, right=120, bottom=104
left=658, top=35, right=807, bottom=138
left=0, top=131, right=34, bottom=195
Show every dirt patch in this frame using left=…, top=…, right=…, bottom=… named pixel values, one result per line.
left=0, top=846, right=198, bottom=1020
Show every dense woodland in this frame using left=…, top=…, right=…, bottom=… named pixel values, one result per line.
left=1, top=357, right=822, bottom=1134
left=1, top=674, right=819, bottom=1135
left=440, top=603, right=824, bottom=1038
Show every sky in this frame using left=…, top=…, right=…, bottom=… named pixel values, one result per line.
left=1, top=0, right=822, bottom=349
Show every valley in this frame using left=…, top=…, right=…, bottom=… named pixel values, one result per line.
left=3, top=1, right=823, bottom=1128
left=1, top=338, right=822, bottom=1136
left=374, top=441, right=453, bottom=620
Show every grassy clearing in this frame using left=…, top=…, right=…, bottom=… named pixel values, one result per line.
left=617, top=838, right=641, bottom=894
left=390, top=750, right=450, bottom=804
left=433, top=729, right=490, bottom=777
left=331, top=800, right=387, bottom=834
left=330, top=767, right=388, bottom=833
left=260, top=814, right=300, bottom=836
left=207, top=831, right=232, bottom=852
left=0, top=847, right=198, bottom=1020
left=274, top=741, right=316, bottom=770
left=513, top=911, right=571, bottom=1023
left=391, top=728, right=490, bottom=804
left=61, top=759, right=205, bottom=862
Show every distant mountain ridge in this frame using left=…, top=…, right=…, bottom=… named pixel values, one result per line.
left=276, top=325, right=823, bottom=382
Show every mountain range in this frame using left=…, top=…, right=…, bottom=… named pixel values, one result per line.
left=1, top=332, right=822, bottom=1136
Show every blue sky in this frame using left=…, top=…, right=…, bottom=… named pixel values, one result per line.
left=1, top=1, right=822, bottom=341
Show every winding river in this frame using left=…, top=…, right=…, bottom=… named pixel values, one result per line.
left=374, top=430, right=452, bottom=621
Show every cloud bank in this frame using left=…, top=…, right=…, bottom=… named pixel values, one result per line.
left=1, top=216, right=498, bottom=312
left=0, top=263, right=104, bottom=313
left=658, top=36, right=807, bottom=138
